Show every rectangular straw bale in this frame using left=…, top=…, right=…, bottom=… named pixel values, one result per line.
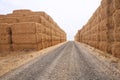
left=114, top=31, right=120, bottom=41
left=108, top=29, right=114, bottom=42
left=0, top=34, right=11, bottom=44
left=7, top=13, right=33, bottom=17
left=11, top=22, right=37, bottom=34
left=12, top=44, right=38, bottom=51
left=36, top=33, right=42, bottom=43
left=38, top=43, right=43, bottom=50
left=99, top=18, right=108, bottom=31
left=101, top=0, right=111, bottom=7
left=19, top=16, right=41, bottom=23
left=12, top=34, right=37, bottom=44
left=12, top=22, right=44, bottom=34
left=0, top=15, right=5, bottom=18
left=42, top=34, right=46, bottom=42
left=100, top=6, right=109, bottom=20
left=113, top=0, right=120, bottom=10
left=45, top=28, right=51, bottom=35
left=13, top=10, right=32, bottom=14
left=99, top=31, right=108, bottom=41
left=108, top=16, right=114, bottom=29
left=108, top=1, right=115, bottom=16
left=33, top=12, right=49, bottom=20
left=99, top=41, right=108, bottom=53
left=0, top=17, right=19, bottom=23
left=41, top=41, right=45, bottom=49
left=113, top=10, right=120, bottom=27
left=112, top=42, right=120, bottom=58
left=0, top=23, right=11, bottom=34
left=0, top=44, right=11, bottom=52
left=36, top=23, right=43, bottom=33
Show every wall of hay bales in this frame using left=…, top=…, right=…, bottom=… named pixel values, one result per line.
left=0, top=10, right=66, bottom=52
left=75, top=0, right=120, bottom=58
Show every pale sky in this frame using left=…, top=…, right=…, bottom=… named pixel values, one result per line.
left=0, top=0, right=101, bottom=40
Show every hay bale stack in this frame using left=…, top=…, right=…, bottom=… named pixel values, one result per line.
left=0, top=9, right=66, bottom=52
left=0, top=17, right=19, bottom=23
left=113, top=0, right=120, bottom=10
left=0, top=15, right=6, bottom=19
left=112, top=42, right=120, bottom=58
left=0, top=23, right=12, bottom=52
left=11, top=22, right=43, bottom=51
left=113, top=10, right=120, bottom=42
left=74, top=0, right=120, bottom=58
left=12, top=44, right=38, bottom=51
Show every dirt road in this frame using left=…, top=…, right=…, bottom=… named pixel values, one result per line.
left=0, top=41, right=120, bottom=80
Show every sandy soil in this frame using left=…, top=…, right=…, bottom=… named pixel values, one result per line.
left=0, top=42, right=66, bottom=76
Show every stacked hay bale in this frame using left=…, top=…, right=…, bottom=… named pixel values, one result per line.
left=75, top=0, right=120, bottom=58
left=11, top=22, right=43, bottom=51
left=74, top=30, right=80, bottom=42
left=112, top=3, right=120, bottom=58
left=0, top=10, right=66, bottom=52
left=0, top=24, right=12, bottom=52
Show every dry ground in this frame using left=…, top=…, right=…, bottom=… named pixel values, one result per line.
left=0, top=41, right=120, bottom=80
left=0, top=42, right=66, bottom=76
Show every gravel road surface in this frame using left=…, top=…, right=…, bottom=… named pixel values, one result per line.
left=0, top=41, right=120, bottom=80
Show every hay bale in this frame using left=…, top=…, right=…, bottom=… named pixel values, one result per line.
left=107, top=43, right=112, bottom=54
left=114, top=32, right=120, bottom=42
left=112, top=42, right=120, bottom=58
left=33, top=12, right=49, bottom=20
left=48, top=16, right=54, bottom=23
left=100, top=6, right=109, bottom=20
left=113, top=0, right=120, bottom=10
left=12, top=34, right=37, bottom=44
left=99, top=18, right=108, bottom=31
left=36, top=24, right=44, bottom=33
left=12, top=44, right=38, bottom=51
left=0, top=15, right=6, bottom=18
left=42, top=34, right=46, bottom=42
left=11, top=22, right=36, bottom=34
left=41, top=41, right=46, bottom=49
left=13, top=9, right=32, bottom=14
left=0, top=17, right=19, bottom=23
left=113, top=10, right=120, bottom=27
left=38, top=43, right=43, bottom=50
left=19, top=16, right=42, bottom=23
left=12, top=22, right=46, bottom=34
left=0, top=34, right=11, bottom=44
left=108, top=16, right=114, bottom=29
left=99, top=41, right=108, bottom=53
left=94, top=41, right=99, bottom=48
left=108, top=29, right=114, bottom=42
left=45, top=35, right=50, bottom=41
left=0, top=44, right=11, bottom=52
left=36, top=33, right=42, bottom=43
left=40, top=18, right=49, bottom=28
left=108, top=1, right=115, bottom=16
left=0, top=23, right=11, bottom=34
left=101, top=0, right=111, bottom=7
left=101, top=0, right=115, bottom=16
left=11, top=22, right=44, bottom=34
left=42, top=27, right=46, bottom=34
left=44, top=42, right=48, bottom=48
left=45, top=28, right=51, bottom=35
left=7, top=13, right=33, bottom=17
left=99, top=31, right=108, bottom=41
